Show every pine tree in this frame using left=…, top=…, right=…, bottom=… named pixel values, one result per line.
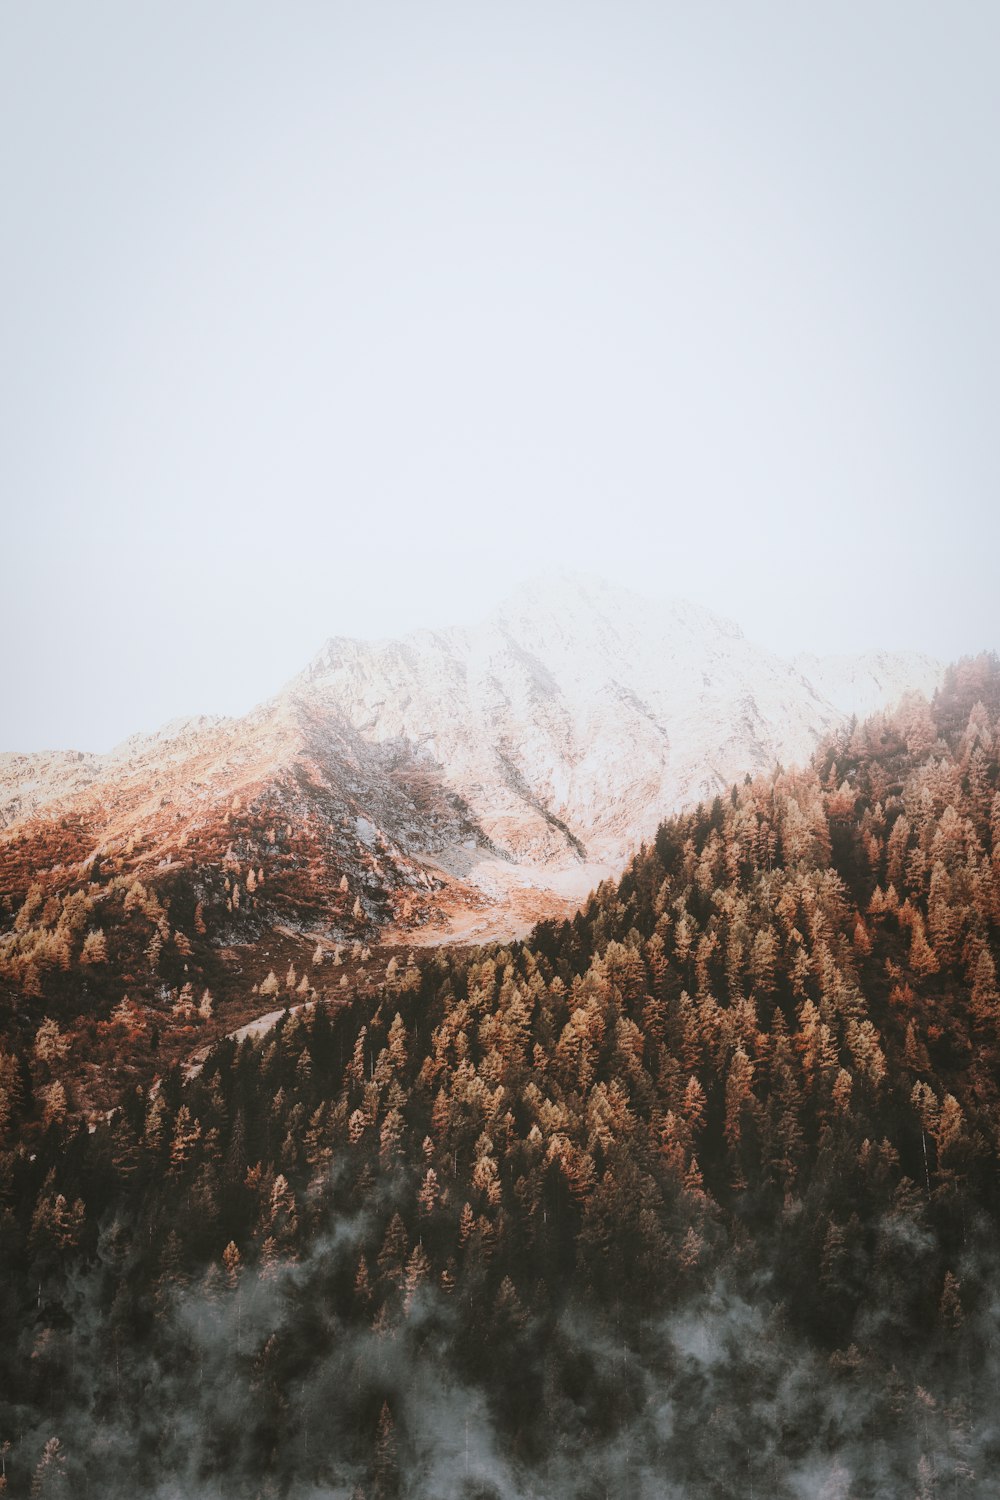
left=377, top=1213, right=409, bottom=1291
left=971, top=948, right=1000, bottom=1031
left=373, top=1402, right=399, bottom=1499
left=80, top=929, right=107, bottom=965
left=418, top=1167, right=441, bottom=1215
left=31, top=1437, right=68, bottom=1499
left=169, top=1105, right=201, bottom=1174
left=724, top=1047, right=756, bottom=1187
left=222, top=1240, right=242, bottom=1290
left=403, top=1244, right=431, bottom=1311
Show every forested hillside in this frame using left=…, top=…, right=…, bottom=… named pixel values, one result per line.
left=2, top=656, right=999, bottom=1498
left=0, top=581, right=943, bottom=994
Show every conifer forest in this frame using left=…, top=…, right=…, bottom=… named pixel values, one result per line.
left=6, top=2, right=1000, bottom=1493
left=2, top=657, right=1000, bottom=1496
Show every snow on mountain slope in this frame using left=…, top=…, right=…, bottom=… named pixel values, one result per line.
left=792, top=650, right=944, bottom=720
left=0, top=578, right=946, bottom=937
left=295, top=578, right=840, bottom=869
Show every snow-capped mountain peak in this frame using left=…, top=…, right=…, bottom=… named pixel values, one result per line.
left=0, top=580, right=945, bottom=941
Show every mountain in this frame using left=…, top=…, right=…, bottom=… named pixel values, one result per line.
left=0, top=578, right=944, bottom=948
left=3, top=654, right=998, bottom=1497
left=792, top=647, right=943, bottom=719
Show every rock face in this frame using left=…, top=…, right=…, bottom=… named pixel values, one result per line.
left=0, top=577, right=943, bottom=939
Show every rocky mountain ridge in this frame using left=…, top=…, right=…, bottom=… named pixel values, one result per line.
left=0, top=577, right=943, bottom=940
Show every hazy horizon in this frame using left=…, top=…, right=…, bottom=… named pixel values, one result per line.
left=3, top=3, right=998, bottom=752
left=0, top=570, right=974, bottom=757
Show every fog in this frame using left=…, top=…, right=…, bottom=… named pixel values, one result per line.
left=2, top=2, right=999, bottom=750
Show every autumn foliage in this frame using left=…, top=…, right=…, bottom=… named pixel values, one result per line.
left=1, top=656, right=999, bottom=1494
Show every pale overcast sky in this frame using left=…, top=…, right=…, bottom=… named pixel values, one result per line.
left=2, top=2, right=998, bottom=751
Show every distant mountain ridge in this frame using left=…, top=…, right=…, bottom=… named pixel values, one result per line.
left=0, top=577, right=943, bottom=940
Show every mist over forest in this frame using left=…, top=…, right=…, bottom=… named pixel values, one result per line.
left=4, top=1, right=999, bottom=1492
left=2, top=657, right=1000, bottom=1496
